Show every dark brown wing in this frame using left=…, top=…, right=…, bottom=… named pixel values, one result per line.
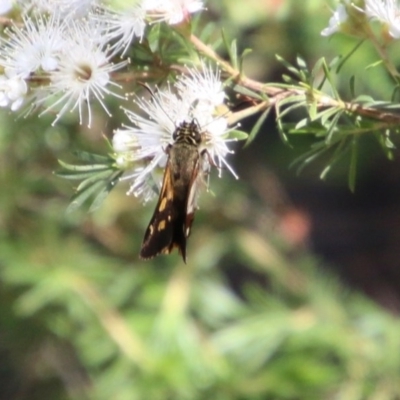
left=140, top=147, right=201, bottom=263
left=139, top=161, right=177, bottom=260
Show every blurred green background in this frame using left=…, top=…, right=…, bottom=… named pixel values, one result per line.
left=1, top=0, right=400, bottom=399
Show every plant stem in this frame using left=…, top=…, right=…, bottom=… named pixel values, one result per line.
left=190, top=34, right=400, bottom=125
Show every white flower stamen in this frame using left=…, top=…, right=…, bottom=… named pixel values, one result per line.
left=35, top=22, right=127, bottom=127
left=113, top=64, right=235, bottom=202
left=93, top=4, right=146, bottom=56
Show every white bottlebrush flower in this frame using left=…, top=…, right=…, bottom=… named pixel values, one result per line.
left=0, top=14, right=64, bottom=112
left=143, top=0, right=204, bottom=25
left=92, top=4, right=146, bottom=56
left=0, top=0, right=13, bottom=15
left=113, top=65, right=235, bottom=202
left=36, top=21, right=127, bottom=127
left=364, top=0, right=400, bottom=38
left=0, top=74, right=28, bottom=111
left=321, top=3, right=349, bottom=36
left=175, top=65, right=225, bottom=112
left=0, top=15, right=64, bottom=80
left=174, top=65, right=235, bottom=177
left=113, top=92, right=183, bottom=200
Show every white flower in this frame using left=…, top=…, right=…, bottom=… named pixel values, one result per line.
left=143, top=0, right=204, bottom=25
left=0, top=0, right=13, bottom=15
left=365, top=0, right=400, bottom=38
left=113, top=65, right=235, bottom=202
left=0, top=14, right=124, bottom=124
left=321, top=3, right=349, bottom=36
left=0, top=15, right=64, bottom=112
left=0, top=74, right=27, bottom=111
left=0, top=15, right=64, bottom=80
left=36, top=21, right=127, bottom=127
left=93, top=4, right=146, bottom=56
left=175, top=65, right=225, bottom=113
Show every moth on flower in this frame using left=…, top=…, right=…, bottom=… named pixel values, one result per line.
left=113, top=65, right=237, bottom=262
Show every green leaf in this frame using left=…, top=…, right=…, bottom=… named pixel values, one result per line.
left=348, top=138, right=358, bottom=192
left=336, top=39, right=365, bottom=73
left=66, top=180, right=107, bottom=213
left=325, top=110, right=343, bottom=144
left=277, top=94, right=305, bottom=108
left=229, top=130, right=249, bottom=141
left=292, top=118, right=311, bottom=131
left=296, top=56, right=307, bottom=70
left=57, top=159, right=110, bottom=172
left=71, top=150, right=111, bottom=163
left=230, top=39, right=238, bottom=70
left=276, top=55, right=302, bottom=79
left=298, top=69, right=307, bottom=83
left=319, top=107, right=341, bottom=127
left=231, top=84, right=265, bottom=101
left=275, top=106, right=289, bottom=145
left=282, top=74, right=294, bottom=83
left=384, top=131, right=396, bottom=149
left=322, top=59, right=340, bottom=100
left=287, top=121, right=325, bottom=135
left=245, top=108, right=271, bottom=148
left=278, top=96, right=307, bottom=120
left=239, top=48, right=252, bottom=74
left=366, top=59, right=384, bottom=70
left=311, top=57, right=325, bottom=85
left=199, top=21, right=217, bottom=43
left=308, top=99, right=317, bottom=121
left=391, top=85, right=400, bottom=102
left=320, top=138, right=349, bottom=180
left=221, top=30, right=238, bottom=70
left=290, top=141, right=330, bottom=174
left=354, top=94, right=375, bottom=103
left=89, top=172, right=122, bottom=212
left=55, top=170, right=109, bottom=180
left=147, top=23, right=162, bottom=54
left=76, top=169, right=115, bottom=192
left=88, top=188, right=111, bottom=213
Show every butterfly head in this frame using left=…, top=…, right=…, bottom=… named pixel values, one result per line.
left=173, top=119, right=202, bottom=145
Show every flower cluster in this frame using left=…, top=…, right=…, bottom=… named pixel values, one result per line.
left=112, top=65, right=235, bottom=202
left=0, top=0, right=204, bottom=126
left=322, top=0, right=400, bottom=39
